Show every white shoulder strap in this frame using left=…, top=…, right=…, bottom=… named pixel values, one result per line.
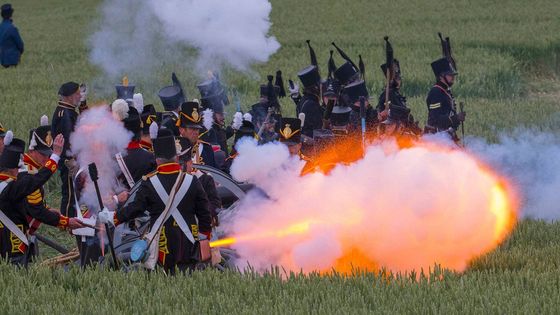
left=0, top=179, right=29, bottom=245
left=148, top=174, right=195, bottom=243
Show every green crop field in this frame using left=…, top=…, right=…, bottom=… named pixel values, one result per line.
left=1, top=0, right=560, bottom=313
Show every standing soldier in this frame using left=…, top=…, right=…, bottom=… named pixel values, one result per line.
left=425, top=34, right=465, bottom=142
left=159, top=73, right=186, bottom=137
left=0, top=4, right=23, bottom=68
left=297, top=65, right=323, bottom=139
left=51, top=81, right=87, bottom=218
left=249, top=73, right=284, bottom=144
left=106, top=128, right=213, bottom=273
left=197, top=75, right=231, bottom=154
left=377, top=37, right=409, bottom=121
left=177, top=101, right=216, bottom=168
left=0, top=132, right=83, bottom=265
left=111, top=100, right=156, bottom=188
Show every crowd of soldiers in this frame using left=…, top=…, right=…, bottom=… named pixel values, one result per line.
left=0, top=34, right=465, bottom=272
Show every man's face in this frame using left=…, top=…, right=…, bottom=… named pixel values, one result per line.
left=63, top=90, right=82, bottom=107
left=287, top=143, right=302, bottom=156
left=443, top=74, right=456, bottom=86
left=214, top=112, right=225, bottom=125
left=180, top=127, right=200, bottom=143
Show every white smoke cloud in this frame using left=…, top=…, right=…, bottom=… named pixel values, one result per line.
left=468, top=129, right=560, bottom=221
left=70, top=107, right=131, bottom=212
left=225, top=139, right=516, bottom=274
left=89, top=0, right=280, bottom=81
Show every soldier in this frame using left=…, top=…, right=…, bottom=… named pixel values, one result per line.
left=425, top=34, right=465, bottom=142
left=51, top=81, right=87, bottom=218
left=0, top=132, right=83, bottom=265
left=223, top=120, right=256, bottom=174
left=111, top=100, right=156, bottom=188
left=249, top=73, right=284, bottom=144
left=0, top=122, right=6, bottom=154
left=377, top=37, right=410, bottom=121
left=329, top=105, right=352, bottom=136
left=115, top=77, right=135, bottom=101
left=197, top=76, right=231, bottom=155
left=343, top=80, right=378, bottom=134
left=297, top=65, right=323, bottom=139
left=158, top=73, right=186, bottom=137
left=177, top=138, right=221, bottom=227
left=107, top=128, right=212, bottom=273
left=0, top=4, right=23, bottom=68
left=139, top=104, right=158, bottom=152
left=177, top=101, right=216, bottom=168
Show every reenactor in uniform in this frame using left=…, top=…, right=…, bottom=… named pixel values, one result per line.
left=0, top=132, right=83, bottom=265
left=177, top=101, right=217, bottom=168
left=51, top=81, right=87, bottom=217
left=177, top=137, right=221, bottom=227
left=425, top=34, right=465, bottom=142
left=377, top=37, right=409, bottom=121
left=111, top=100, right=156, bottom=187
left=343, top=80, right=378, bottom=134
left=197, top=76, right=232, bottom=155
left=297, top=65, right=323, bottom=138
left=0, top=4, right=24, bottom=68
left=159, top=73, right=186, bottom=137
left=249, top=73, right=284, bottom=144
left=110, top=128, right=213, bottom=273
left=223, top=120, right=256, bottom=174
left=139, top=104, right=158, bottom=152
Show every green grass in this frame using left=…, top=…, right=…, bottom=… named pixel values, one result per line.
left=3, top=221, right=560, bottom=313
left=1, top=0, right=560, bottom=312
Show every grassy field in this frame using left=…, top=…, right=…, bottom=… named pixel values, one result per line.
left=1, top=0, right=560, bottom=313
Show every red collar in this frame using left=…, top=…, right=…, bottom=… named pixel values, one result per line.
left=157, top=163, right=181, bottom=174
left=0, top=173, right=16, bottom=181
left=139, top=140, right=153, bottom=151
left=23, top=153, right=42, bottom=170
left=127, top=140, right=142, bottom=150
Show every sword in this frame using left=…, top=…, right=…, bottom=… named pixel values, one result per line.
left=88, top=163, right=119, bottom=270
left=359, top=96, right=367, bottom=152
left=459, top=101, right=465, bottom=147
left=257, top=107, right=274, bottom=139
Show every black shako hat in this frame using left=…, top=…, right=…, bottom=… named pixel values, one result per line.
left=158, top=85, right=185, bottom=112
left=0, top=136, right=25, bottom=169
left=298, top=65, right=321, bottom=89
left=197, top=78, right=229, bottom=114
left=152, top=128, right=176, bottom=160
left=343, top=80, right=369, bottom=104
left=431, top=58, right=458, bottom=77
left=177, top=101, right=203, bottom=129
left=277, top=118, right=302, bottom=145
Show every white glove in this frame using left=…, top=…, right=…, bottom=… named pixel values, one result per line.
left=98, top=207, right=115, bottom=225
left=80, top=84, right=88, bottom=102
left=289, top=83, right=300, bottom=97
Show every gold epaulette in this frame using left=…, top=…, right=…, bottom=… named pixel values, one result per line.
left=142, top=171, right=158, bottom=181
left=198, top=140, right=211, bottom=146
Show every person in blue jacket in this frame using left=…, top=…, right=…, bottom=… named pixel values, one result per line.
left=0, top=4, right=24, bottom=68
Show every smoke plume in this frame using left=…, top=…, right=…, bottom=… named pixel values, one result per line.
left=70, top=106, right=131, bottom=212
left=224, top=138, right=517, bottom=274
left=89, top=0, right=280, bottom=81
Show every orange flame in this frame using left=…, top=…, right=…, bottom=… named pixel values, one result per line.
left=219, top=136, right=519, bottom=275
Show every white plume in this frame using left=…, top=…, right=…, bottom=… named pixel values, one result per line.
left=3, top=130, right=13, bottom=146
left=133, top=93, right=144, bottom=114
left=28, top=134, right=37, bottom=151
left=203, top=108, right=214, bottom=130
left=40, top=115, right=49, bottom=126
left=149, top=122, right=159, bottom=140
left=243, top=112, right=253, bottom=122
left=299, top=113, right=306, bottom=127
left=232, top=112, right=243, bottom=130
left=111, top=99, right=129, bottom=121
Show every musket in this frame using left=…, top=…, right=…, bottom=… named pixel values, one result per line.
left=384, top=36, right=394, bottom=111
left=88, top=163, right=119, bottom=270
left=35, top=233, right=70, bottom=254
